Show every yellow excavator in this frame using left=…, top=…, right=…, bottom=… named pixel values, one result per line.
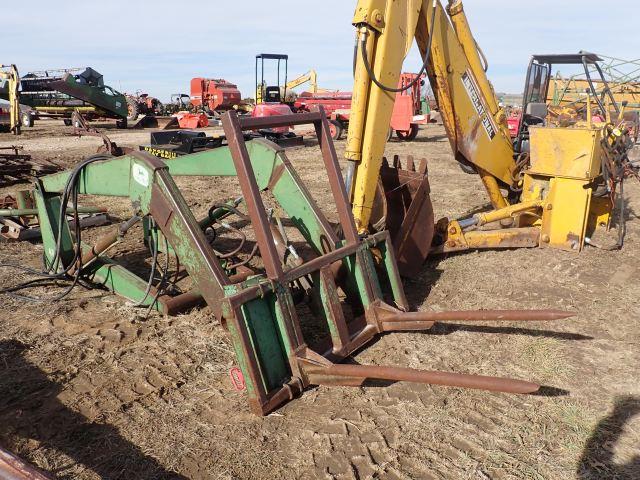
left=286, top=69, right=320, bottom=93
left=346, top=0, right=636, bottom=277
left=0, top=64, right=21, bottom=135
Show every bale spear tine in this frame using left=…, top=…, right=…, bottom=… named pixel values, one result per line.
left=383, top=309, right=574, bottom=324
left=307, top=363, right=540, bottom=394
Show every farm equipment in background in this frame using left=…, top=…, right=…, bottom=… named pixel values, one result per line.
left=252, top=53, right=304, bottom=147
left=548, top=54, right=640, bottom=114
left=127, top=93, right=191, bottom=130
left=0, top=64, right=21, bottom=135
left=294, top=73, right=432, bottom=141
left=345, top=1, right=638, bottom=278
left=24, top=109, right=572, bottom=416
left=286, top=70, right=320, bottom=95
left=125, top=92, right=164, bottom=121
left=2, top=67, right=129, bottom=128
left=70, top=109, right=132, bottom=157
left=0, top=146, right=53, bottom=188
left=190, top=78, right=242, bottom=116
left=139, top=130, right=227, bottom=159
left=283, top=69, right=336, bottom=105
left=163, top=94, right=192, bottom=115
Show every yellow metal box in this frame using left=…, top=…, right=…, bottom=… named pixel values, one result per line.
left=528, top=126, right=603, bottom=180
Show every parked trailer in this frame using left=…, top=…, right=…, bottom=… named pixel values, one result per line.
left=294, top=73, right=432, bottom=140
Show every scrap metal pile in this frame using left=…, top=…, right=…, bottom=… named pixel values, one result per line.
left=0, top=146, right=59, bottom=188
left=2, top=110, right=572, bottom=415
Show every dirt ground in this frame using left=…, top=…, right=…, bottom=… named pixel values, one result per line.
left=0, top=120, right=639, bottom=480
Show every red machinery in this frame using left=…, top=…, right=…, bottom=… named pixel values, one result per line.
left=190, top=78, right=241, bottom=114
left=251, top=53, right=304, bottom=147
left=125, top=92, right=164, bottom=121
left=294, top=73, right=431, bottom=140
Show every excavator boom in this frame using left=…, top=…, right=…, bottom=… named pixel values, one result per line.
left=347, top=0, right=516, bottom=235
left=286, top=69, right=319, bottom=93
left=347, top=0, right=634, bottom=270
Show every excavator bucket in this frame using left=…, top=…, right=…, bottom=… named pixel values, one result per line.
left=373, top=155, right=434, bottom=278
left=130, top=115, right=180, bottom=130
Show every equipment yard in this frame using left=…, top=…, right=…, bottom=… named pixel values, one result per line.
left=2, top=1, right=640, bottom=479
left=1, top=122, right=638, bottom=479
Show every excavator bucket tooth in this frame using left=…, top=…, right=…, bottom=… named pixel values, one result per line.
left=373, top=155, right=435, bottom=278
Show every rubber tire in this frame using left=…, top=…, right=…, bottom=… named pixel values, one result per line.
left=154, top=101, right=164, bottom=117
left=63, top=119, right=72, bottom=126
left=396, top=124, right=419, bottom=141
left=126, top=96, right=139, bottom=121
left=329, top=120, right=344, bottom=140
left=22, top=111, right=34, bottom=128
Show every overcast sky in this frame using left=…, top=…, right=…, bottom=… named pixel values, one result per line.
left=3, top=1, right=639, bottom=101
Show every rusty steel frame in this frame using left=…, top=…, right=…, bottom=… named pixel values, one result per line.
left=31, top=108, right=573, bottom=415
left=219, top=109, right=572, bottom=415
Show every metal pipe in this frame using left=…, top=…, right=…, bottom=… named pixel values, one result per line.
left=0, top=446, right=52, bottom=480
left=383, top=309, right=574, bottom=323
left=316, top=363, right=540, bottom=394
left=0, top=206, right=106, bottom=217
left=76, top=216, right=141, bottom=271
left=457, top=217, right=477, bottom=229
left=474, top=199, right=544, bottom=226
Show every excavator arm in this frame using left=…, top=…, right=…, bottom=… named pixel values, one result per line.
left=347, top=0, right=631, bottom=268
left=347, top=0, right=516, bottom=234
left=286, top=70, right=319, bottom=93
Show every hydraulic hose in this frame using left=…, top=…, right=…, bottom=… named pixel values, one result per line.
left=358, top=0, right=438, bottom=94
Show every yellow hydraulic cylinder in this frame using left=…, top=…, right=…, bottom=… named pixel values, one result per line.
left=345, top=27, right=375, bottom=164
left=478, top=167, right=509, bottom=210
left=348, top=0, right=424, bottom=231
left=474, top=199, right=544, bottom=226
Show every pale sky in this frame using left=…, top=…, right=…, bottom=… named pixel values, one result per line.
left=3, top=1, right=639, bottom=101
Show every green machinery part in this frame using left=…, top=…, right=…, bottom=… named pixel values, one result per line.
left=32, top=110, right=569, bottom=415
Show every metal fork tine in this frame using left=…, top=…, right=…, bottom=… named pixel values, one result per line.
left=380, top=309, right=575, bottom=324
left=305, top=362, right=540, bottom=394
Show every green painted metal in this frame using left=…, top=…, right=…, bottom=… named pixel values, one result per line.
left=34, top=136, right=408, bottom=414
left=51, top=72, right=128, bottom=119
left=33, top=184, right=74, bottom=269
left=0, top=206, right=103, bottom=217
left=84, top=255, right=161, bottom=308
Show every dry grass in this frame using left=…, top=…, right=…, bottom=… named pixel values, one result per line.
left=1, top=123, right=639, bottom=479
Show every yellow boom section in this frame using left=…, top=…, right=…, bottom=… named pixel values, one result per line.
left=0, top=64, right=21, bottom=135
left=286, top=70, right=319, bottom=93
left=347, top=0, right=516, bottom=232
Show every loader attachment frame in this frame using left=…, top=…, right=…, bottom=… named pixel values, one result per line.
left=34, top=110, right=570, bottom=415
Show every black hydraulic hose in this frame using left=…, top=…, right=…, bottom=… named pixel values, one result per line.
left=0, top=153, right=111, bottom=302
left=134, top=217, right=160, bottom=308
left=617, top=178, right=625, bottom=249
left=359, top=0, right=438, bottom=93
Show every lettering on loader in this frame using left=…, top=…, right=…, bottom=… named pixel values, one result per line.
left=462, top=70, right=497, bottom=140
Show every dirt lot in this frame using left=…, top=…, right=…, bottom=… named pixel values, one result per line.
left=0, top=120, right=639, bottom=480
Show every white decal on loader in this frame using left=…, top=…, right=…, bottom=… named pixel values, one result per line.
left=461, top=71, right=497, bottom=140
